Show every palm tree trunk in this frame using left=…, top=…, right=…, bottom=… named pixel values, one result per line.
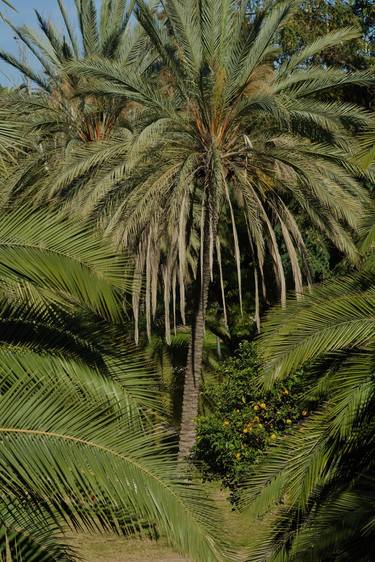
left=178, top=212, right=212, bottom=460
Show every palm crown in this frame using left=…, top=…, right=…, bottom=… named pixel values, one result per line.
left=45, top=0, right=372, bottom=455
left=0, top=0, right=143, bottom=92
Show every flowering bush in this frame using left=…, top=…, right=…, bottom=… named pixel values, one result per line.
left=193, top=341, right=311, bottom=496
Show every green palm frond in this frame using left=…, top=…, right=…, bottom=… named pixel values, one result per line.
left=0, top=204, right=227, bottom=560
left=243, top=223, right=375, bottom=560
left=354, top=125, right=375, bottom=171
left=360, top=209, right=375, bottom=253
left=258, top=271, right=375, bottom=385
left=0, top=206, right=128, bottom=320
left=0, top=374, right=226, bottom=562
left=0, top=106, right=27, bottom=175
left=0, top=498, right=76, bottom=562
left=243, top=349, right=375, bottom=561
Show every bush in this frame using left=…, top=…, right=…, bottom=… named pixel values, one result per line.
left=193, top=341, right=310, bottom=496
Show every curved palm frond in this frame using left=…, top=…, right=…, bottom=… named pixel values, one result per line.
left=258, top=269, right=375, bottom=386
left=0, top=205, right=227, bottom=561
left=0, top=372, right=226, bottom=562
left=0, top=497, right=76, bottom=562
left=0, top=206, right=128, bottom=320
left=242, top=220, right=375, bottom=560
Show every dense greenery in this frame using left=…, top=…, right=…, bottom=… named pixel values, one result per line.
left=0, top=0, right=373, bottom=560
left=0, top=208, right=225, bottom=562
left=243, top=239, right=375, bottom=561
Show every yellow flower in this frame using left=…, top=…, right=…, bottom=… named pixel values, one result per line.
left=286, top=419, right=292, bottom=425
left=254, top=416, right=260, bottom=422
left=271, top=433, right=277, bottom=440
left=260, top=402, right=267, bottom=410
left=282, top=388, right=289, bottom=396
left=253, top=405, right=259, bottom=412
left=223, top=420, right=230, bottom=427
left=243, top=427, right=249, bottom=433
left=235, top=452, right=241, bottom=460
left=258, top=423, right=263, bottom=429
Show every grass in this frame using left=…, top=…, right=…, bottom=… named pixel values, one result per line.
left=68, top=534, right=190, bottom=561
left=67, top=482, right=254, bottom=561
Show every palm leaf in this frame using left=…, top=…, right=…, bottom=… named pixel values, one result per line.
left=0, top=498, right=76, bottom=562
left=258, top=271, right=375, bottom=385
left=0, top=0, right=15, bottom=10
left=0, top=207, right=127, bottom=321
left=0, top=375, right=227, bottom=562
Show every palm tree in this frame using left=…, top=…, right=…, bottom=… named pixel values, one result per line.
left=242, top=221, right=375, bottom=561
left=1, top=0, right=373, bottom=457
left=0, top=206, right=225, bottom=562
left=35, top=0, right=373, bottom=458
left=0, top=0, right=155, bottom=171
left=0, top=1, right=159, bottom=213
left=0, top=0, right=146, bottom=92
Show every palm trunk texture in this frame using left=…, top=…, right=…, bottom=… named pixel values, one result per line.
left=178, top=211, right=212, bottom=460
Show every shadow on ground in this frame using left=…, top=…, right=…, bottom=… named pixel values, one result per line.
left=68, top=535, right=191, bottom=562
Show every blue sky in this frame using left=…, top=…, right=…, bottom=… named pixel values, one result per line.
left=0, top=0, right=94, bottom=86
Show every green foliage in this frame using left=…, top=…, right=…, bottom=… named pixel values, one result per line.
left=0, top=0, right=145, bottom=91
left=3, top=0, right=373, bottom=342
left=194, top=342, right=310, bottom=493
left=242, top=241, right=375, bottom=560
left=0, top=206, right=227, bottom=562
left=0, top=0, right=373, bottom=556
left=280, top=0, right=373, bottom=69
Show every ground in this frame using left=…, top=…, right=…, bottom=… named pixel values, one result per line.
left=69, top=485, right=250, bottom=561
left=70, top=535, right=191, bottom=562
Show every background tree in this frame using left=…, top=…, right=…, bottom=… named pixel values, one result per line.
left=0, top=0, right=147, bottom=92
left=193, top=341, right=311, bottom=499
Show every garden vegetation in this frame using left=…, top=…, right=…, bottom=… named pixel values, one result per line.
left=0, top=0, right=373, bottom=560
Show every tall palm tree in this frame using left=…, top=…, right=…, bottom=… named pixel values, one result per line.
left=35, top=0, right=372, bottom=458
left=242, top=221, right=375, bottom=561
left=1, top=0, right=373, bottom=457
left=0, top=206, right=226, bottom=562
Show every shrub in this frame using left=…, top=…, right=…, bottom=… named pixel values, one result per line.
left=193, top=341, right=310, bottom=496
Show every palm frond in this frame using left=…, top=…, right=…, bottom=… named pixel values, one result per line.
left=0, top=206, right=127, bottom=320
left=258, top=270, right=375, bottom=385
left=0, top=497, right=76, bottom=562
left=0, top=375, right=226, bottom=562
